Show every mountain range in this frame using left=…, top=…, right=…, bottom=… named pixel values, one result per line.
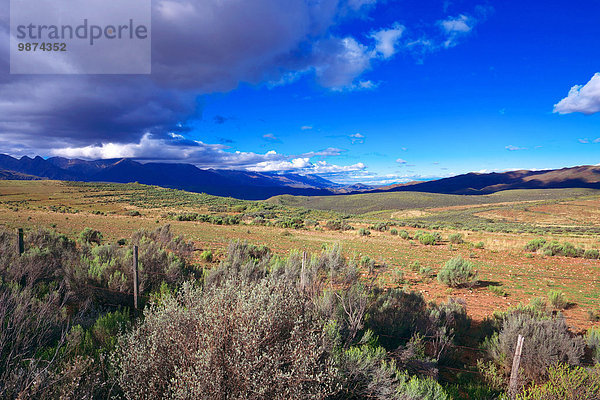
left=1, top=154, right=599, bottom=199
left=0, top=154, right=368, bottom=199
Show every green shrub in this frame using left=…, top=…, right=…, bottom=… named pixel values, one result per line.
left=325, top=220, right=352, bottom=231
left=409, top=261, right=421, bottom=272
left=369, top=222, right=389, bottom=232
left=586, top=327, right=600, bottom=364
left=399, top=230, right=410, bottom=239
left=437, top=257, right=478, bottom=288
left=584, top=249, right=600, bottom=259
left=90, top=309, right=130, bottom=352
left=337, top=341, right=450, bottom=400
left=200, top=250, right=213, bottom=262
left=419, top=266, right=434, bottom=278
left=360, top=255, right=375, bottom=272
left=393, top=269, right=405, bottom=285
left=474, top=241, right=485, bottom=249
left=516, top=364, right=600, bottom=400
left=448, top=233, right=463, bottom=244
left=525, top=238, right=546, bottom=252
left=489, top=286, right=508, bottom=297
left=390, top=229, right=398, bottom=236
left=588, top=309, right=600, bottom=322
left=359, top=228, right=371, bottom=236
left=548, top=290, right=568, bottom=309
left=79, top=227, right=103, bottom=245
left=365, top=288, right=427, bottom=350
left=418, top=233, right=438, bottom=246
left=540, top=241, right=584, bottom=258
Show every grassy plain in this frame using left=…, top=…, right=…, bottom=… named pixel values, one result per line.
left=1, top=180, right=599, bottom=331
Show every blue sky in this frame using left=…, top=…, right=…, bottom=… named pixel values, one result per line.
left=2, top=0, right=600, bottom=185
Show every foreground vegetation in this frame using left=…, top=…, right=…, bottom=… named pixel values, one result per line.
left=1, top=180, right=600, bottom=398
left=0, top=224, right=599, bottom=399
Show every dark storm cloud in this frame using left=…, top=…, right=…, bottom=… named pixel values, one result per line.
left=1, top=0, right=378, bottom=155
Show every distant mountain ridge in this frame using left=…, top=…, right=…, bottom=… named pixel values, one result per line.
left=0, top=154, right=367, bottom=199
left=375, top=165, right=600, bottom=195
left=1, top=154, right=599, bottom=199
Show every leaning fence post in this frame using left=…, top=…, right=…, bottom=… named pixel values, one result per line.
left=509, top=334, right=524, bottom=398
left=16, top=228, right=24, bottom=255
left=300, top=251, right=306, bottom=290
left=132, top=245, right=139, bottom=311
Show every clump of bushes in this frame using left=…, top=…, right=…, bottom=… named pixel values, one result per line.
left=399, top=230, right=410, bottom=239
left=325, top=220, right=353, bottom=231
left=525, top=238, right=591, bottom=258
left=525, top=238, right=547, bottom=252
left=437, top=257, right=478, bottom=288
left=115, top=243, right=453, bottom=399
left=448, top=233, right=464, bottom=244
left=358, top=228, right=371, bottom=236
left=369, top=222, right=390, bottom=232
left=547, top=290, right=568, bottom=309
left=390, top=228, right=398, bottom=236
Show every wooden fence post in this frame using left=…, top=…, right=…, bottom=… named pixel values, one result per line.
left=300, top=251, right=306, bottom=290
left=16, top=228, right=24, bottom=255
left=132, top=245, right=139, bottom=311
left=509, top=334, right=525, bottom=398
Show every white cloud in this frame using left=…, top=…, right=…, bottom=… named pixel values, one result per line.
left=313, top=37, right=373, bottom=90
left=554, top=73, right=600, bottom=115
left=579, top=138, right=600, bottom=144
left=350, top=133, right=365, bottom=144
left=395, top=158, right=407, bottom=164
left=251, top=157, right=311, bottom=172
left=505, top=145, right=527, bottom=151
left=262, top=133, right=280, bottom=142
left=301, top=125, right=313, bottom=130
left=370, top=23, right=405, bottom=59
left=439, top=14, right=477, bottom=48
left=441, top=14, right=472, bottom=33
left=302, top=147, right=345, bottom=157
left=51, top=134, right=365, bottom=177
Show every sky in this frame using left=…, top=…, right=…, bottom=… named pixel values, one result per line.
left=1, top=0, right=600, bottom=185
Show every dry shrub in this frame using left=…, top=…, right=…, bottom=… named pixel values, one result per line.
left=116, top=281, right=338, bottom=399
left=486, top=313, right=584, bottom=384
